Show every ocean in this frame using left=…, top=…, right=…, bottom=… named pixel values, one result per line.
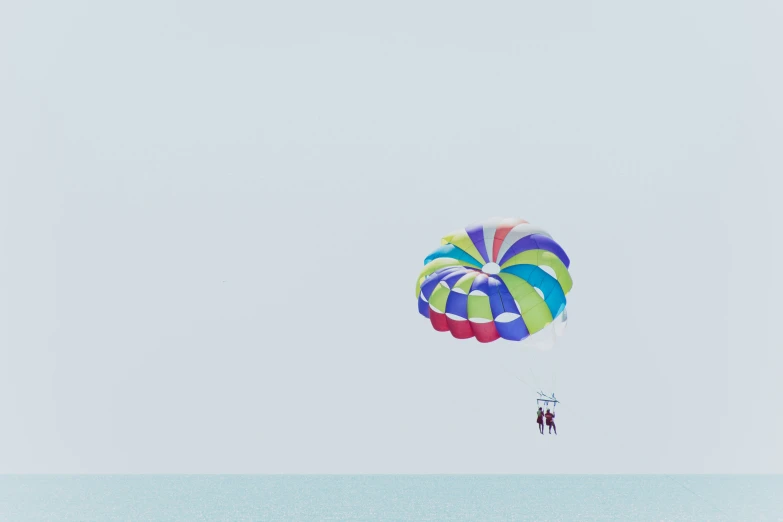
left=0, top=475, right=780, bottom=521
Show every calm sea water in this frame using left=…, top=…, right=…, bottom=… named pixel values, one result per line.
left=0, top=475, right=780, bottom=521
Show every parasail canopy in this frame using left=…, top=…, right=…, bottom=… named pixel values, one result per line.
left=416, top=217, right=573, bottom=344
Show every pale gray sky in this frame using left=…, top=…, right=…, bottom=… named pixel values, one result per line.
left=1, top=0, right=781, bottom=474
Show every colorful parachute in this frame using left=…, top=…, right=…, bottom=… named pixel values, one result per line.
left=416, top=218, right=573, bottom=344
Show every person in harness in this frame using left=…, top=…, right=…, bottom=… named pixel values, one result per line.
left=545, top=409, right=556, bottom=435
left=536, top=407, right=545, bottom=434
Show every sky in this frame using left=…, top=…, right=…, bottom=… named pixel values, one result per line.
left=1, top=0, right=781, bottom=474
